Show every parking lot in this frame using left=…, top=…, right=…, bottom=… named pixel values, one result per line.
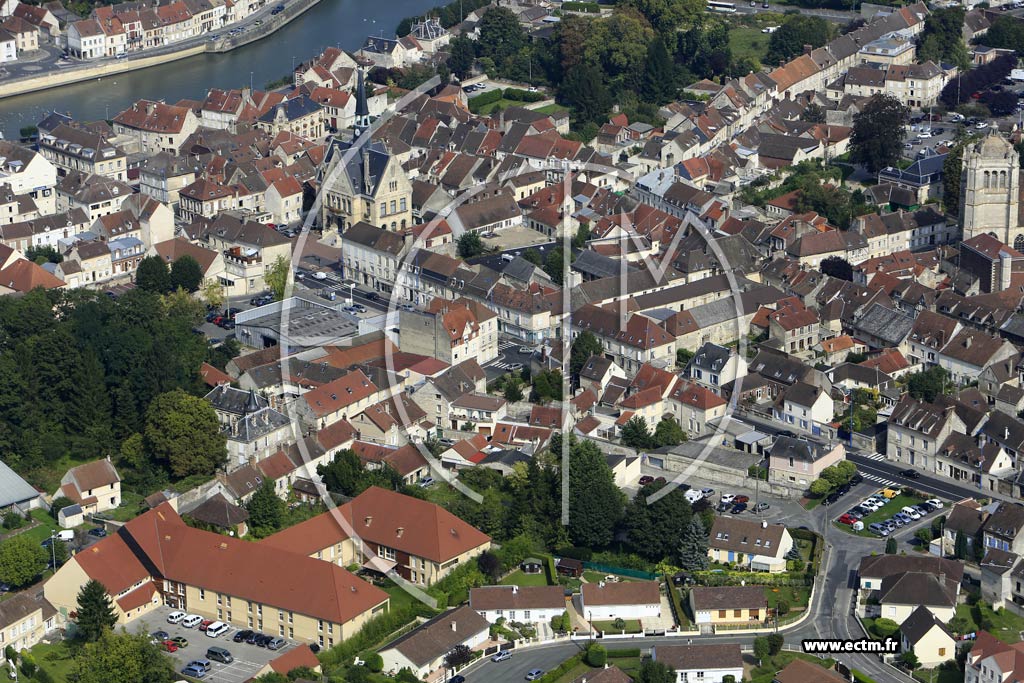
left=127, top=605, right=298, bottom=682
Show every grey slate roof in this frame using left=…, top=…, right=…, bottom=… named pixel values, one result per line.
left=0, top=461, right=40, bottom=509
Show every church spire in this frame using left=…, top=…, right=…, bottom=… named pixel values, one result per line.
left=354, top=63, right=371, bottom=136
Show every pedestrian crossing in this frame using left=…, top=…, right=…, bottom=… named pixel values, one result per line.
left=861, top=452, right=886, bottom=461
left=490, top=360, right=524, bottom=371
left=861, top=472, right=898, bottom=487
left=498, top=340, right=518, bottom=351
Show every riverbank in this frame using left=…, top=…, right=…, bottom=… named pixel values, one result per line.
left=0, top=0, right=322, bottom=101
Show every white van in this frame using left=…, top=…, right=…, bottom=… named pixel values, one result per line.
left=167, top=611, right=186, bottom=624
left=57, top=530, right=74, bottom=542
left=181, top=614, right=203, bottom=629
left=684, top=489, right=704, bottom=504
left=206, top=622, right=229, bottom=638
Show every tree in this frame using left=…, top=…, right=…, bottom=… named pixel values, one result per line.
left=873, top=617, right=900, bottom=638
left=637, top=660, right=675, bottom=683
left=265, top=255, right=290, bottom=301
left=851, top=94, right=909, bottom=174
left=75, top=579, right=117, bottom=642
left=766, top=633, right=784, bottom=655
left=476, top=6, right=526, bottom=65
left=143, top=389, right=227, bottom=479
left=906, top=366, right=949, bottom=402
left=801, top=103, right=826, bottom=123
left=477, top=550, right=501, bottom=582
left=766, top=15, right=831, bottom=65
left=448, top=35, right=476, bottom=80
left=457, top=232, right=485, bottom=259
left=981, top=15, right=1024, bottom=53
left=49, top=496, right=73, bottom=520
left=25, top=245, right=62, bottom=265
left=621, top=415, right=653, bottom=449
left=626, top=481, right=694, bottom=561
left=318, top=449, right=370, bottom=496
left=531, top=369, right=563, bottom=403
left=954, top=528, right=969, bottom=560
left=917, top=7, right=969, bottom=70
left=72, top=630, right=177, bottom=683
left=201, top=279, right=225, bottom=311
left=135, top=256, right=171, bottom=294
left=169, top=255, right=203, bottom=293
left=885, top=537, right=898, bottom=554
left=586, top=643, right=607, bottom=667
left=559, top=63, right=612, bottom=127
left=247, top=480, right=286, bottom=537
left=678, top=516, right=709, bottom=570
left=0, top=535, right=46, bottom=588
left=503, top=380, right=524, bottom=403
left=899, top=650, right=921, bottom=671
left=568, top=438, right=625, bottom=548
left=628, top=0, right=705, bottom=34
left=676, top=348, right=694, bottom=368
left=653, top=416, right=686, bottom=447
left=753, top=636, right=770, bottom=664
left=570, top=330, right=603, bottom=378
left=808, top=478, right=832, bottom=497
left=776, top=600, right=790, bottom=617
left=444, top=644, right=473, bottom=672
left=1, top=512, right=20, bottom=530
left=363, top=653, right=384, bottom=673
left=641, top=37, right=676, bottom=105
left=820, top=256, right=853, bottom=281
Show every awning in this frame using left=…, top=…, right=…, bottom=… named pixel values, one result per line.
left=362, top=555, right=397, bottom=574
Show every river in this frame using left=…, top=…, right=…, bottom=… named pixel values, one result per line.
left=0, top=0, right=438, bottom=139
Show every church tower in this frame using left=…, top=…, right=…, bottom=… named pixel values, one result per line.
left=961, top=131, right=1022, bottom=248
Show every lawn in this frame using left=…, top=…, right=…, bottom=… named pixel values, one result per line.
left=954, top=602, right=1024, bottom=644
left=582, top=571, right=639, bottom=584
left=534, top=103, right=569, bottom=116
left=728, top=26, right=769, bottom=63
left=501, top=569, right=550, bottom=587
left=471, top=98, right=519, bottom=115
left=833, top=493, right=927, bottom=537
left=104, top=491, right=147, bottom=523
left=592, top=619, right=642, bottom=633
left=764, top=584, right=810, bottom=612
left=379, top=578, right=422, bottom=612
left=30, top=640, right=77, bottom=681
left=749, top=652, right=836, bottom=683
left=913, top=669, right=965, bottom=683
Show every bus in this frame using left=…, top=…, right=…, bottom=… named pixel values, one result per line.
left=707, top=0, right=737, bottom=11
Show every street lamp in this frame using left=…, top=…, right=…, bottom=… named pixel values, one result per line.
left=48, top=531, right=56, bottom=570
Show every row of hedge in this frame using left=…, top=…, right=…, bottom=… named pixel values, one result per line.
left=535, top=653, right=585, bottom=683
left=606, top=648, right=641, bottom=658
left=319, top=602, right=434, bottom=666
left=664, top=573, right=688, bottom=625
left=503, top=88, right=546, bottom=103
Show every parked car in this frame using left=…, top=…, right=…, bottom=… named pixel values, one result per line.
left=187, top=660, right=212, bottom=673
left=822, top=493, right=839, bottom=506
left=837, top=513, right=856, bottom=525
left=894, top=512, right=914, bottom=525
left=449, top=677, right=466, bottom=683
left=868, top=523, right=889, bottom=536
left=207, top=646, right=233, bottom=663
left=246, top=632, right=263, bottom=645
left=845, top=509, right=864, bottom=520
left=206, top=622, right=229, bottom=638
left=87, top=527, right=107, bottom=538
left=171, top=636, right=189, bottom=648
left=836, top=484, right=851, bottom=496
left=926, top=498, right=944, bottom=509
left=267, top=637, right=286, bottom=650
left=850, top=473, right=863, bottom=485
left=312, top=271, right=328, bottom=280
left=901, top=506, right=921, bottom=520
left=163, top=640, right=178, bottom=653
left=879, top=488, right=900, bottom=498
left=151, top=630, right=169, bottom=643
left=638, top=476, right=654, bottom=486
left=167, top=611, right=186, bottom=624
left=518, top=346, right=534, bottom=354
left=233, top=630, right=253, bottom=643
left=752, top=502, right=770, bottom=513
left=730, top=503, right=748, bottom=514
left=181, top=614, right=202, bottom=629
left=418, top=476, right=435, bottom=488
left=898, top=468, right=920, bottom=479
left=733, top=495, right=750, bottom=504
left=720, top=493, right=736, bottom=505
left=181, top=664, right=206, bottom=679
left=492, top=651, right=512, bottom=662
left=701, top=487, right=715, bottom=497
left=526, top=670, right=545, bottom=681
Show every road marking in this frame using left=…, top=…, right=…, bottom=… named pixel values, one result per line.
left=861, top=473, right=898, bottom=486
left=861, top=453, right=886, bottom=461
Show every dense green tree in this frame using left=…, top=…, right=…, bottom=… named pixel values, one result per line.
left=767, top=633, right=784, bottom=655
left=265, top=255, right=290, bottom=301
left=169, top=255, right=203, bottom=293
left=627, top=0, right=704, bottom=33
left=559, top=63, right=612, bottom=127
left=980, top=15, right=1024, bottom=53
left=570, top=330, right=603, bottom=378
left=444, top=644, right=473, bottom=672
left=521, top=249, right=543, bottom=267
left=809, top=478, right=832, bottom=497
left=0, top=536, right=46, bottom=587
left=503, top=379, right=524, bottom=403
left=621, top=415, right=653, bottom=449
left=873, top=617, right=899, bottom=638
left=25, top=245, right=62, bottom=265
left=247, top=480, right=286, bottom=537
left=477, top=551, right=501, bottom=582
left=851, top=94, right=909, bottom=174
left=625, top=481, right=692, bottom=561
left=531, top=369, right=563, bottom=403
left=918, top=7, right=969, bottom=70
left=568, top=438, right=625, bottom=548
left=72, top=630, right=176, bottom=683
left=654, top=416, right=686, bottom=447
left=319, top=449, right=369, bottom=496
left=899, top=650, right=920, bottom=671
left=448, top=36, right=476, bottom=80
left=636, top=660, right=675, bottom=683
left=543, top=246, right=573, bottom=285
left=65, top=348, right=113, bottom=459
left=586, top=643, right=607, bottom=667
left=676, top=20, right=731, bottom=81
left=678, top=516, right=709, bottom=570
left=457, top=232, right=485, bottom=259
left=943, top=144, right=964, bottom=216
left=143, top=389, right=227, bottom=479
left=820, top=256, right=853, bottom=281
left=885, top=536, right=898, bottom=554
left=75, top=579, right=117, bottom=641
left=753, top=636, right=770, bottom=664
left=135, top=255, right=171, bottom=293
left=477, top=6, right=526, bottom=65
left=906, top=366, right=949, bottom=402
left=766, top=15, right=831, bottom=65
left=954, top=528, right=968, bottom=560
left=801, top=103, right=826, bottom=123
left=641, top=37, right=676, bottom=105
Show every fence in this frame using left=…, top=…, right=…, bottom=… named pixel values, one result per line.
left=582, top=562, right=657, bottom=580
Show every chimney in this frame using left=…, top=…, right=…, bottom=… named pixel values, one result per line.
left=761, top=520, right=767, bottom=528
left=803, top=44, right=812, bottom=55
left=364, top=515, right=372, bottom=526
left=512, top=585, right=518, bottom=594
left=450, top=621, right=457, bottom=632
left=965, top=336, right=972, bottom=349
left=396, top=527, right=404, bottom=538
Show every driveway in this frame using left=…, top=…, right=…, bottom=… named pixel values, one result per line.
left=126, top=605, right=298, bottom=682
